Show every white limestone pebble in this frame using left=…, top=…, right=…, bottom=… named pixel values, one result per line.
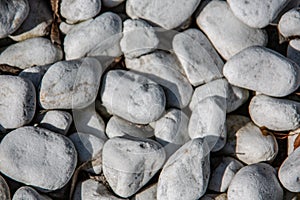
left=227, top=163, right=283, bottom=200
left=133, top=183, right=157, bottom=200
left=12, top=186, right=52, bottom=200
left=64, top=12, right=122, bottom=60
left=39, top=110, right=72, bottom=135
left=102, top=136, right=166, bottom=198
left=0, top=37, right=63, bottom=69
left=126, top=0, right=201, bottom=30
left=39, top=57, right=102, bottom=110
left=279, top=147, right=300, bottom=192
left=125, top=51, right=193, bottom=108
left=279, top=8, right=300, bottom=38
left=223, top=46, right=300, bottom=97
left=59, top=22, right=75, bottom=35
left=0, top=175, right=10, bottom=200
left=0, top=126, right=77, bottom=191
left=228, top=0, right=289, bottom=28
left=249, top=95, right=300, bottom=131
left=173, top=28, right=224, bottom=86
left=103, top=0, right=125, bottom=7
left=100, top=70, right=166, bottom=124
left=106, top=115, right=154, bottom=138
left=0, top=75, right=36, bottom=129
left=208, top=157, right=244, bottom=192
left=120, top=19, right=159, bottom=59
left=196, top=0, right=268, bottom=60
left=235, top=122, right=278, bottom=164
left=0, top=0, right=29, bottom=38
left=19, top=64, right=50, bottom=88
left=288, top=39, right=300, bottom=67
left=60, top=0, right=101, bottom=24
left=157, top=138, right=210, bottom=200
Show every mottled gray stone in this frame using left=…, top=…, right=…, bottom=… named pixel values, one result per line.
left=39, top=110, right=72, bottom=135
left=19, top=64, right=50, bottom=88
left=12, top=186, right=52, bottom=200
left=279, top=8, right=300, bottom=38
left=0, top=175, right=10, bottom=200
left=288, top=39, right=300, bottom=67
left=133, top=184, right=157, bottom=200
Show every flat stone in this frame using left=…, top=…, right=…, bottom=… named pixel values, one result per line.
left=228, top=163, right=283, bottom=200
left=0, top=175, right=10, bottom=200
left=125, top=51, right=193, bottom=108
left=249, top=95, right=300, bottom=131
left=196, top=0, right=267, bottom=60
left=157, top=138, right=210, bottom=200
left=0, top=126, right=77, bottom=191
left=103, top=0, right=125, bottom=7
left=173, top=28, right=224, bottom=86
left=133, top=184, right=157, bottom=200
left=100, top=70, right=166, bottom=124
left=223, top=46, right=300, bottom=97
left=279, top=147, right=300, bottom=192
left=0, top=0, right=29, bottom=38
left=126, top=0, right=201, bottom=30
left=39, top=110, right=72, bottom=135
left=120, top=19, right=159, bottom=59
left=288, top=39, right=300, bottom=67
left=102, top=136, right=166, bottom=198
left=0, top=75, right=36, bottom=129
left=235, top=122, right=278, bottom=164
left=228, top=0, right=289, bottom=28
left=12, top=186, right=52, bottom=200
left=19, top=64, right=50, bottom=88
left=61, top=0, right=101, bottom=24
left=39, top=57, right=102, bottom=109
left=279, top=8, right=300, bottom=38
left=64, top=12, right=122, bottom=60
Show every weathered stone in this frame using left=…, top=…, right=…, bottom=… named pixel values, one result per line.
left=0, top=175, right=10, bottom=200
left=12, top=186, right=52, bottom=200
left=39, top=110, right=72, bottom=135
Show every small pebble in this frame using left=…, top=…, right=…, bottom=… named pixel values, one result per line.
left=200, top=193, right=227, bottom=200
left=103, top=0, right=125, bottom=8
left=0, top=175, right=10, bottom=200
left=133, top=183, right=157, bottom=200
left=278, top=8, right=300, bottom=38
left=12, top=186, right=52, bottom=200
left=287, top=128, right=300, bottom=155
left=288, top=39, right=300, bottom=67
left=18, top=64, right=50, bottom=88
left=39, top=110, right=72, bottom=135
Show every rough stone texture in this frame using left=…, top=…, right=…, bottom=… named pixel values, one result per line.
left=288, top=39, right=300, bottom=67
left=173, top=28, right=224, bottom=86
left=157, top=138, right=210, bottom=200
left=228, top=0, right=289, bottom=28
left=249, top=95, right=300, bottom=131
left=100, top=70, right=166, bottom=124
left=0, top=175, right=10, bottom=200
left=228, top=163, right=283, bottom=200
left=0, top=37, right=62, bottom=69
left=102, top=136, right=166, bottom=198
left=223, top=46, right=300, bottom=97
left=235, top=122, right=278, bottom=164
left=103, top=0, right=125, bottom=7
left=126, top=0, right=201, bottom=30
left=19, top=64, right=50, bottom=88
left=279, top=147, right=300, bottom=192
left=120, top=19, right=159, bottom=59
left=0, top=126, right=77, bottom=191
left=61, top=0, right=101, bottom=24
left=12, top=186, right=52, bottom=200
left=0, top=0, right=29, bottom=38
left=133, top=183, right=157, bottom=200
left=39, top=110, right=72, bottom=135
left=39, top=57, right=102, bottom=109
left=126, top=51, right=193, bottom=108
left=64, top=12, right=122, bottom=60
left=196, top=0, right=268, bottom=60
left=279, top=8, right=300, bottom=38
left=0, top=75, right=36, bottom=129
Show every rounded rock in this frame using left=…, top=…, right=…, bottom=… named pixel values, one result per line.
left=279, top=8, right=300, bottom=38
left=0, top=175, right=10, bottom=200
left=103, top=0, right=125, bottom=7
left=288, top=39, right=300, bottom=67
left=39, top=110, right=72, bottom=135
left=12, top=186, right=52, bottom=200
left=19, top=64, right=50, bottom=88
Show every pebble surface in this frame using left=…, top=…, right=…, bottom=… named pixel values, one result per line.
left=279, top=8, right=300, bottom=38
left=12, top=186, right=52, bottom=200
left=0, top=175, right=10, bottom=200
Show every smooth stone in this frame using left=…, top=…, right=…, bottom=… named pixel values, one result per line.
left=0, top=126, right=77, bottom=191
left=19, top=64, right=50, bottom=88
left=223, top=46, right=300, bottom=97
left=228, top=0, right=289, bottom=28
left=288, top=39, right=300, bottom=67
left=100, top=70, right=166, bottom=124
left=0, top=37, right=63, bottom=69
left=0, top=75, right=36, bottom=129
left=279, top=8, right=300, bottom=38
left=120, top=19, right=159, bottom=59
left=173, top=28, right=224, bottom=86
left=39, top=57, right=102, bottom=109
left=0, top=0, right=29, bottom=38
left=189, top=78, right=249, bottom=113
left=102, top=136, right=166, bottom=198
left=103, top=0, right=125, bottom=7
left=133, top=184, right=157, bottom=200
left=106, top=115, right=154, bottom=138
left=9, top=0, right=52, bottom=41
left=39, top=110, right=72, bottom=135
left=12, top=186, right=52, bottom=200
left=228, top=163, right=283, bottom=200
left=73, top=179, right=123, bottom=200
left=200, top=193, right=227, bottom=200
left=157, top=138, right=210, bottom=200
left=208, top=157, right=244, bottom=192
left=59, top=22, right=75, bottom=35
left=0, top=175, right=10, bottom=200
left=60, top=0, right=101, bottom=24
left=287, top=128, right=300, bottom=155
left=235, top=122, right=278, bottom=164
left=249, top=95, right=300, bottom=131
left=188, top=96, right=227, bottom=152
left=125, top=51, right=193, bottom=108
left=126, top=0, right=201, bottom=30
left=279, top=147, right=300, bottom=192
left=64, top=12, right=122, bottom=60
left=196, top=0, right=267, bottom=60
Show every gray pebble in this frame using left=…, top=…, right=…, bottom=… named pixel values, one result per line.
left=12, top=186, right=52, bottom=200
left=223, top=46, right=300, bottom=97
left=287, top=128, right=300, bottom=155
left=103, top=0, right=125, bottom=7
left=19, top=64, right=50, bottom=88
left=133, top=183, right=157, bottom=200
left=200, top=193, right=227, bottom=200
left=288, top=39, right=300, bottom=67
left=279, top=8, right=300, bottom=38
left=39, top=110, right=72, bottom=135
left=0, top=175, right=10, bottom=200
left=0, top=126, right=77, bottom=191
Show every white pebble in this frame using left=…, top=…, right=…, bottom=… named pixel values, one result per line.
left=19, top=64, right=50, bottom=88
left=39, top=110, right=72, bottom=135
left=133, top=184, right=157, bottom=200
left=288, top=39, right=300, bottom=67
left=278, top=8, right=300, bottom=38
left=12, top=186, right=52, bottom=200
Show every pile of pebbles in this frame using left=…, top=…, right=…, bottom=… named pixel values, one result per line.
left=1, top=0, right=300, bottom=199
